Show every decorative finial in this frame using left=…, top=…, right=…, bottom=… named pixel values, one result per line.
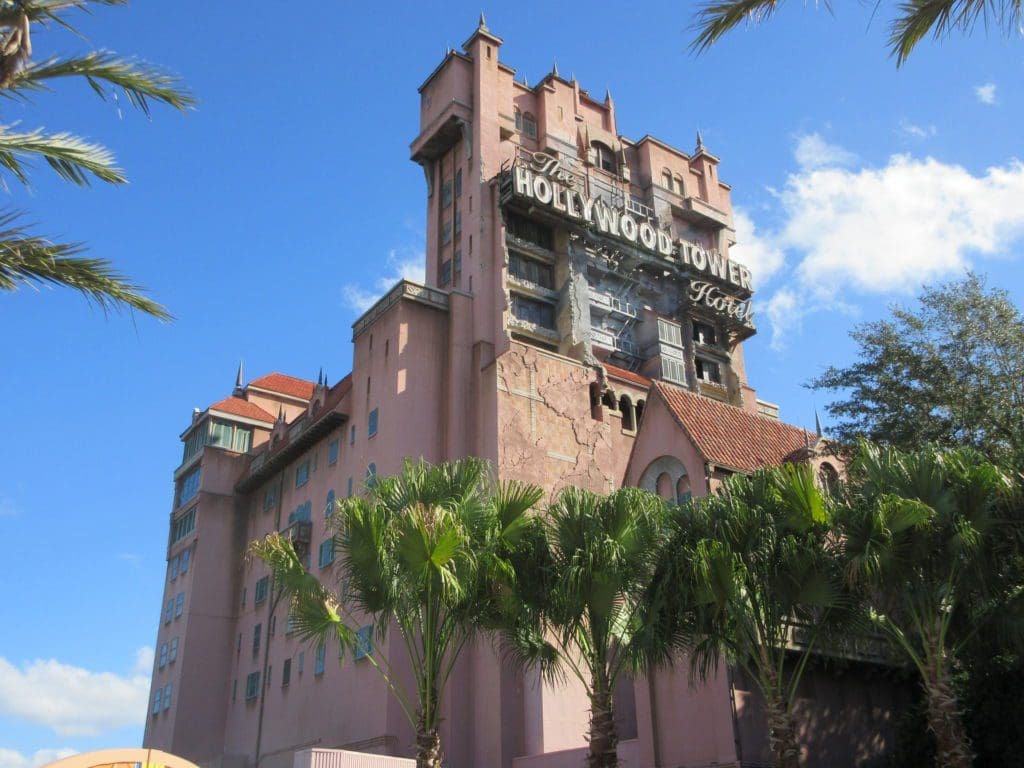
left=552, top=60, right=559, bottom=77
left=277, top=404, right=285, bottom=423
left=570, top=71, right=576, bottom=83
left=604, top=87, right=612, bottom=104
left=235, top=360, right=244, bottom=390
left=696, top=129, right=705, bottom=152
left=815, top=409, right=822, bottom=438
left=478, top=11, right=488, bottom=30
left=317, top=368, right=323, bottom=386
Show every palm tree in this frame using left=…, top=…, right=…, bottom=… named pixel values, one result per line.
left=251, top=458, right=544, bottom=768
left=838, top=443, right=1022, bottom=768
left=658, top=463, right=846, bottom=768
left=504, top=486, right=674, bottom=768
left=0, top=1, right=193, bottom=318
left=690, top=0, right=1022, bottom=66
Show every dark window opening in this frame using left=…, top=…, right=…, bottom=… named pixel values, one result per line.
left=635, top=399, right=645, bottom=426
left=601, top=390, right=616, bottom=410
left=509, top=251, right=554, bottom=289
left=511, top=294, right=555, bottom=329
left=619, top=395, right=635, bottom=431
left=593, top=142, right=616, bottom=174
left=506, top=213, right=554, bottom=250
left=695, top=358, right=722, bottom=384
left=693, top=321, right=717, bottom=346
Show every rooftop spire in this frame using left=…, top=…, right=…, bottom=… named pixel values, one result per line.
left=696, top=129, right=705, bottom=153
left=478, top=11, right=488, bottom=31
left=604, top=87, right=613, bottom=104
left=235, top=360, right=244, bottom=389
left=277, top=404, right=285, bottom=423
left=552, top=59, right=559, bottom=77
left=815, top=409, right=822, bottom=438
left=318, top=367, right=324, bottom=387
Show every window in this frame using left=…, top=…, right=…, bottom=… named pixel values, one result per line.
left=662, top=358, right=686, bottom=385
left=441, top=220, right=452, bottom=245
left=295, top=460, right=310, bottom=488
left=328, top=439, right=339, bottom=465
left=170, top=507, right=196, bottom=545
left=282, top=658, right=291, bottom=687
left=254, top=576, right=269, bottom=605
left=253, top=624, right=261, bottom=654
left=177, top=468, right=201, bottom=507
left=288, top=501, right=312, bottom=524
left=509, top=251, right=554, bottom=289
left=514, top=107, right=523, bottom=131
left=298, top=651, right=305, bottom=674
left=169, top=637, right=179, bottom=663
left=368, top=408, right=379, bottom=437
left=169, top=555, right=179, bottom=581
left=656, top=472, right=673, bottom=500
left=180, top=548, right=190, bottom=575
left=325, top=489, right=335, bottom=518
left=237, top=633, right=242, bottom=653
left=163, top=683, right=172, bottom=711
left=164, top=599, right=173, bottom=624
left=506, top=213, right=553, bottom=250
left=819, top=463, right=840, bottom=496
left=245, top=671, right=260, bottom=700
left=441, top=179, right=452, bottom=208
left=350, top=425, right=356, bottom=445
left=182, top=423, right=208, bottom=463
left=318, top=538, right=335, bottom=568
left=159, top=643, right=168, bottom=668
left=619, top=395, right=635, bottom=431
left=209, top=420, right=252, bottom=453
left=240, top=587, right=247, bottom=608
left=636, top=399, right=645, bottom=425
left=152, top=688, right=162, bottom=715
left=695, top=358, right=723, bottom=384
left=314, top=642, right=326, bottom=675
left=511, top=294, right=556, bottom=329
left=676, top=475, right=692, bottom=504
left=347, top=477, right=353, bottom=497
left=440, top=259, right=452, bottom=286
left=266, top=666, right=271, bottom=688
left=263, top=484, right=279, bottom=511
left=693, top=321, right=717, bottom=346
left=662, top=169, right=673, bottom=191
left=355, top=626, right=373, bottom=660
left=454, top=168, right=462, bottom=197
left=454, top=210, right=462, bottom=235
left=593, top=142, right=616, bottom=173
left=174, top=592, right=185, bottom=618
left=522, top=112, right=537, bottom=139
left=366, top=463, right=377, bottom=487
left=454, top=249, right=462, bottom=274
left=657, top=319, right=683, bottom=348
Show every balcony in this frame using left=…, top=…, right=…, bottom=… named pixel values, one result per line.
left=281, top=520, right=313, bottom=558
left=673, top=195, right=731, bottom=230
left=589, top=291, right=638, bottom=319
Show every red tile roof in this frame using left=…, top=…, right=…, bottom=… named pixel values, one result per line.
left=653, top=380, right=814, bottom=473
left=248, top=372, right=316, bottom=400
left=605, top=364, right=652, bottom=388
left=208, top=396, right=276, bottom=423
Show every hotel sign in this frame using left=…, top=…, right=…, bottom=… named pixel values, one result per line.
left=511, top=153, right=755, bottom=311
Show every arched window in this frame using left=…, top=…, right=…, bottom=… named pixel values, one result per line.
left=514, top=107, right=523, bottom=131
left=676, top=475, right=692, bottom=505
left=325, top=489, right=335, bottom=518
left=635, top=399, right=645, bottom=426
left=522, top=112, right=538, bottom=139
left=656, top=472, right=673, bottom=500
left=619, top=395, right=635, bottom=431
left=601, top=390, right=617, bottom=411
left=674, top=175, right=685, bottom=196
left=593, top=142, right=616, bottom=173
left=818, top=463, right=840, bottom=497
left=662, top=169, right=673, bottom=191
left=366, top=463, right=378, bottom=488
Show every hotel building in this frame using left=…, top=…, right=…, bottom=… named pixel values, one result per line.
left=144, top=18, right=897, bottom=768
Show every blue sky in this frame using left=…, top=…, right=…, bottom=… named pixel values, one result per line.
left=0, top=2, right=1021, bottom=764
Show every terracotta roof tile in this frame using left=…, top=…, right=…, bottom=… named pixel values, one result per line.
left=208, top=396, right=276, bottom=423
left=248, top=372, right=316, bottom=400
left=653, top=380, right=814, bottom=473
left=605, top=364, right=652, bottom=388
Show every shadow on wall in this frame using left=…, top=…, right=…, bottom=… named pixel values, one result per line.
left=733, top=659, right=914, bottom=768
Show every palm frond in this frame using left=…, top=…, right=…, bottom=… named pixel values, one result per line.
left=690, top=0, right=788, bottom=53
left=7, top=51, right=195, bottom=114
left=889, top=0, right=1022, bottom=66
left=0, top=210, right=169, bottom=317
left=0, top=124, right=123, bottom=185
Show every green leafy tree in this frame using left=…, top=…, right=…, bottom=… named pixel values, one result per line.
left=838, top=443, right=1023, bottom=768
left=810, top=274, right=1024, bottom=472
left=658, top=463, right=847, bottom=768
left=251, top=458, right=544, bottom=768
left=0, top=0, right=194, bottom=318
left=504, top=486, right=674, bottom=768
left=691, top=0, right=1022, bottom=65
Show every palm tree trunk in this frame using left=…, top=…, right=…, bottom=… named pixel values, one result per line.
left=414, top=724, right=442, bottom=768
left=922, top=658, right=972, bottom=768
left=763, top=692, right=800, bottom=768
left=587, top=672, right=619, bottom=768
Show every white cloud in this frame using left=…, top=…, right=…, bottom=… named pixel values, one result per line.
left=0, top=648, right=153, bottom=737
left=341, top=247, right=426, bottom=314
left=730, top=208, right=785, bottom=287
left=974, top=82, right=997, bottom=105
left=745, top=138, right=1024, bottom=349
left=0, top=748, right=78, bottom=768
left=897, top=118, right=936, bottom=139
left=794, top=133, right=857, bottom=170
